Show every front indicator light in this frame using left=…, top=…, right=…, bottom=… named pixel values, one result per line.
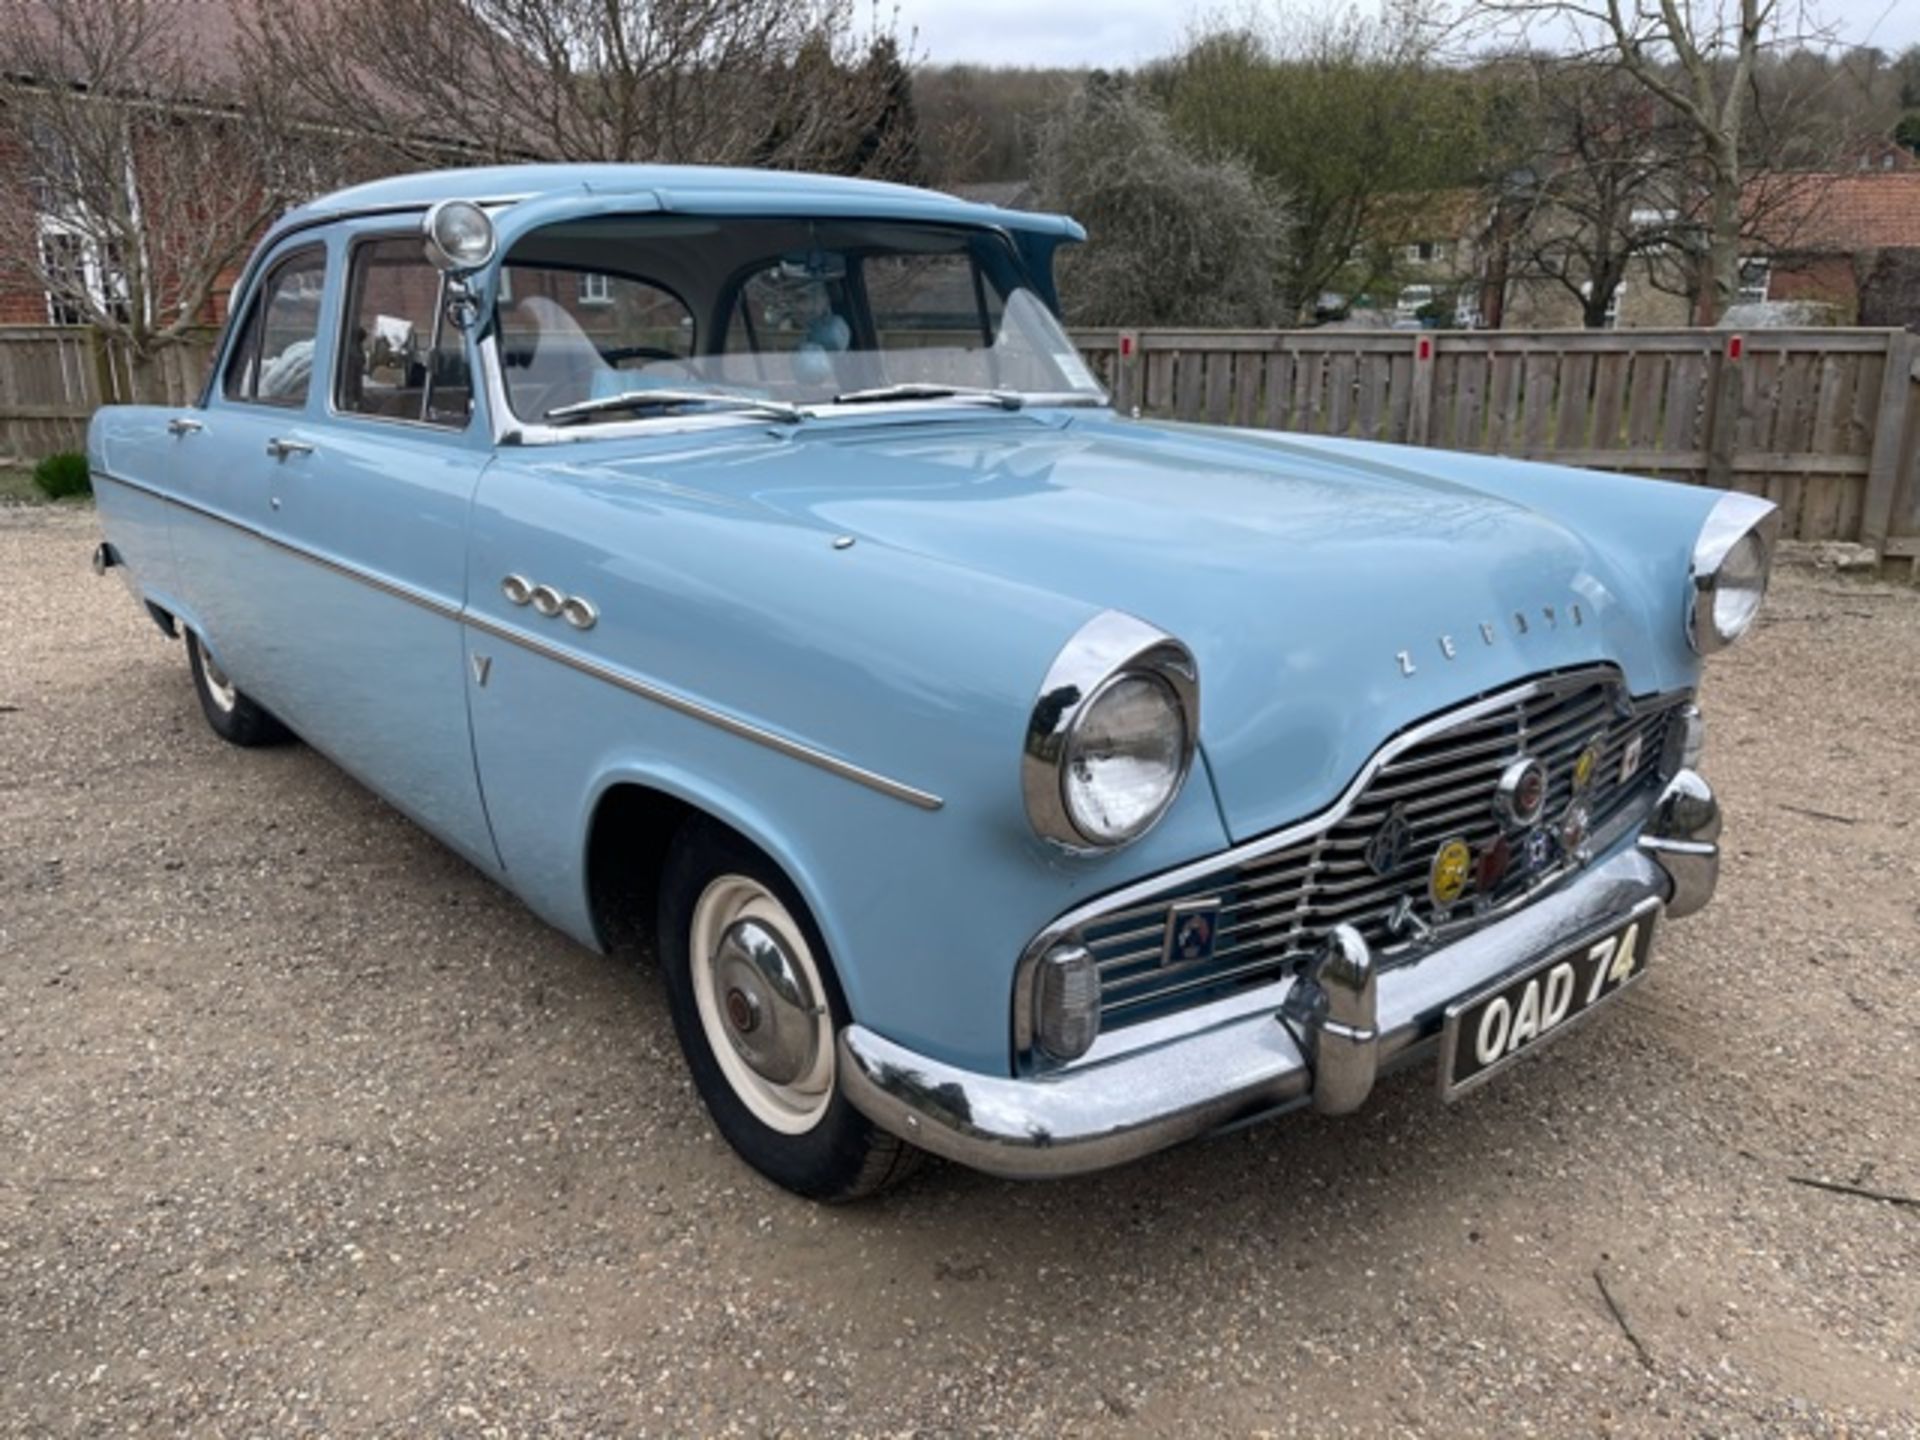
left=1034, top=944, right=1100, bottom=1062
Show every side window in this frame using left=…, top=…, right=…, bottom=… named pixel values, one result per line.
left=865, top=253, right=995, bottom=352
left=494, top=264, right=694, bottom=419
left=223, top=245, right=326, bottom=407
left=337, top=236, right=472, bottom=427
left=725, top=261, right=852, bottom=356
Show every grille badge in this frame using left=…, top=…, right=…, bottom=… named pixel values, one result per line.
left=1559, top=801, right=1593, bottom=860
left=1571, top=741, right=1603, bottom=793
left=1161, top=897, right=1222, bottom=968
left=1620, top=733, right=1645, bottom=784
left=1522, top=826, right=1556, bottom=874
left=1364, top=804, right=1413, bottom=877
left=1475, top=834, right=1512, bottom=893
left=1494, top=756, right=1549, bottom=830
left=1428, top=837, right=1472, bottom=910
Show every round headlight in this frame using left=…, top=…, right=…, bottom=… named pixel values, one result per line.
left=1710, top=531, right=1768, bottom=643
left=1022, top=611, right=1199, bottom=853
left=422, top=199, right=496, bottom=272
left=1062, top=672, right=1188, bottom=845
left=1688, top=493, right=1778, bottom=655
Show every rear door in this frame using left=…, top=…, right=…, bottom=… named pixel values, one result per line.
left=170, top=241, right=330, bottom=693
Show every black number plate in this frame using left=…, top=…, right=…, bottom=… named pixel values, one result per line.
left=1439, top=899, right=1660, bottom=1099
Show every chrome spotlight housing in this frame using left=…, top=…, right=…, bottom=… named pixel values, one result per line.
left=421, top=199, right=497, bottom=273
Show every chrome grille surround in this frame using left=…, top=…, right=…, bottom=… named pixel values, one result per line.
left=1014, top=667, right=1687, bottom=1071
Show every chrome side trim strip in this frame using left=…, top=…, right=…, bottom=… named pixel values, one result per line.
left=91, top=469, right=944, bottom=812
left=93, top=469, right=461, bottom=620
left=462, top=610, right=944, bottom=810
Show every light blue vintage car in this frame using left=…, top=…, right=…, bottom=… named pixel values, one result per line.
left=89, top=165, right=1773, bottom=1198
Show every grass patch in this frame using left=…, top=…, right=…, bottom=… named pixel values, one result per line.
left=0, top=460, right=92, bottom=505
left=0, top=465, right=40, bottom=503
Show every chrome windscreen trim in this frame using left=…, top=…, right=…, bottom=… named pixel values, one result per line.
left=89, top=468, right=944, bottom=812
left=1012, top=664, right=1687, bottom=1060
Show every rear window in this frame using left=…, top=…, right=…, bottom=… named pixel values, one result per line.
left=223, top=245, right=327, bottom=407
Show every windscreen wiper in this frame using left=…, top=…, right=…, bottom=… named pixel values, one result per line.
left=545, top=388, right=806, bottom=425
left=830, top=383, right=1025, bottom=410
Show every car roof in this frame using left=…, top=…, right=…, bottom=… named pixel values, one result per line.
left=276, top=163, right=1077, bottom=240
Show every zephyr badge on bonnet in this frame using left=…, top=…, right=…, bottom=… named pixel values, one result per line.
left=1396, top=600, right=1587, bottom=677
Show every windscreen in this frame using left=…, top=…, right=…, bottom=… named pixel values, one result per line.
left=492, top=215, right=1101, bottom=423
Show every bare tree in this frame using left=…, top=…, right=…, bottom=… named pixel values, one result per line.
left=1473, top=0, right=1832, bottom=323
left=1033, top=75, right=1288, bottom=327
left=1492, top=57, right=1696, bottom=325
left=0, top=0, right=345, bottom=388
left=244, top=0, right=923, bottom=178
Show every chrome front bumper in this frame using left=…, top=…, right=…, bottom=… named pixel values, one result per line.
left=840, top=769, right=1720, bottom=1180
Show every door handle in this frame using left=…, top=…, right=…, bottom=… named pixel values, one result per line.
left=265, top=437, right=314, bottom=460
left=166, top=416, right=203, bottom=436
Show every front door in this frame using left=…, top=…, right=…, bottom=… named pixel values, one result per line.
left=212, top=227, right=500, bottom=873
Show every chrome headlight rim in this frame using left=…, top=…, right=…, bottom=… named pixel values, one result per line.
left=1688, top=491, right=1780, bottom=655
left=1022, top=610, right=1200, bottom=853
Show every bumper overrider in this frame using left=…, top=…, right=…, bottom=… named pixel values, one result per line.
left=840, top=769, right=1720, bottom=1179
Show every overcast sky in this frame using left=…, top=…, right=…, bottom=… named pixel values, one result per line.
left=893, top=0, right=1920, bottom=68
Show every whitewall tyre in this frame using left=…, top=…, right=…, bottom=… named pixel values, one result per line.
left=659, top=819, right=923, bottom=1200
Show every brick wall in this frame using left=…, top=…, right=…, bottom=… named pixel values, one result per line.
left=1767, top=254, right=1861, bottom=318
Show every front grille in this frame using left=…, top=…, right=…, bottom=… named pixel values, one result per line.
left=1074, top=671, right=1680, bottom=1031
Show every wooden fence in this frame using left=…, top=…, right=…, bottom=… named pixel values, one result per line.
left=0, top=327, right=214, bottom=462
left=1071, top=326, right=1920, bottom=557
left=4, top=322, right=1917, bottom=564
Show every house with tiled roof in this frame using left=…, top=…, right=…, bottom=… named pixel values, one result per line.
left=1741, top=166, right=1920, bottom=326
left=1364, top=156, right=1920, bottom=332
left=0, top=0, right=475, bottom=332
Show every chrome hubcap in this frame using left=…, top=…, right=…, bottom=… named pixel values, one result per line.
left=712, top=918, right=821, bottom=1087
left=689, top=876, right=836, bottom=1134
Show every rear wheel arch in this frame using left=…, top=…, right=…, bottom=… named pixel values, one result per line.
left=143, top=600, right=180, bottom=639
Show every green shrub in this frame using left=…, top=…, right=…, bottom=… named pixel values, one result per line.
left=32, top=451, right=91, bottom=500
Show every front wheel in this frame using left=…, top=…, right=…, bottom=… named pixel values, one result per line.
left=658, top=820, right=922, bottom=1200
left=187, top=631, right=290, bottom=747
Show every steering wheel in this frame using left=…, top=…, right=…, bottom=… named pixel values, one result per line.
left=603, top=345, right=690, bottom=366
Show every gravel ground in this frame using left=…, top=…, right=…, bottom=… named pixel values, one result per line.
left=2, top=502, right=1916, bottom=1438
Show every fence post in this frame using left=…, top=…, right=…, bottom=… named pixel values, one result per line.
left=1407, top=333, right=1436, bottom=447
left=1116, top=330, right=1140, bottom=415
left=1701, top=332, right=1742, bottom=492
left=1861, top=329, right=1917, bottom=554
left=85, top=326, right=117, bottom=414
